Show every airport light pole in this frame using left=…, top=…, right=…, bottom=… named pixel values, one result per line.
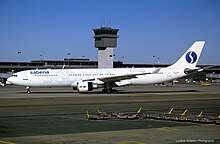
left=121, top=56, right=125, bottom=62
left=153, top=55, right=160, bottom=67
left=40, top=54, right=43, bottom=65
left=67, top=53, right=71, bottom=66
left=18, top=51, right=22, bottom=66
left=153, top=55, right=155, bottom=67
left=157, top=57, right=160, bottom=64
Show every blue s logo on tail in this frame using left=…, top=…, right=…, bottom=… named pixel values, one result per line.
left=186, top=51, right=197, bottom=64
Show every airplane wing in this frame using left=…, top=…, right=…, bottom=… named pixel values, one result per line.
left=83, top=68, right=160, bottom=83
left=98, top=73, right=147, bottom=83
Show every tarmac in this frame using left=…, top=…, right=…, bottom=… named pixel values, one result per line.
left=0, top=84, right=219, bottom=144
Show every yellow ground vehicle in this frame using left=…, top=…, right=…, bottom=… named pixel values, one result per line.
left=201, top=81, right=211, bottom=86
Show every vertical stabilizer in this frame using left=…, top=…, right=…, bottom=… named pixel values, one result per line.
left=169, top=41, right=205, bottom=68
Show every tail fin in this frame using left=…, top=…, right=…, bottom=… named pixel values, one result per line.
left=169, top=41, right=205, bottom=68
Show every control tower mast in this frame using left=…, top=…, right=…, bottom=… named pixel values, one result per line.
left=93, top=27, right=119, bottom=68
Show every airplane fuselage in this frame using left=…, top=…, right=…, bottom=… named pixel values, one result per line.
left=8, top=67, right=185, bottom=87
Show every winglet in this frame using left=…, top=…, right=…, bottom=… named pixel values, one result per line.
left=151, top=68, right=160, bottom=74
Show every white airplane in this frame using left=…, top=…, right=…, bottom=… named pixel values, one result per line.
left=7, top=41, right=205, bottom=94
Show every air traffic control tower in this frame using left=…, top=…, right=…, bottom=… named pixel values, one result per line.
left=93, top=27, right=119, bottom=68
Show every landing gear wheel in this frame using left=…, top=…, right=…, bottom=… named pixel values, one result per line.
left=113, top=89, right=118, bottom=94
left=102, top=83, right=118, bottom=94
left=26, top=86, right=31, bottom=94
left=106, top=89, right=118, bottom=94
left=102, top=89, right=107, bottom=93
left=27, top=90, right=31, bottom=94
left=107, top=89, right=112, bottom=94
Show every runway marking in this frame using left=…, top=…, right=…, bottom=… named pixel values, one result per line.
left=159, top=127, right=179, bottom=131
left=0, top=140, right=16, bottom=144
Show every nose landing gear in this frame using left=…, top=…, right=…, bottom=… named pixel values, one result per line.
left=26, top=86, right=31, bottom=94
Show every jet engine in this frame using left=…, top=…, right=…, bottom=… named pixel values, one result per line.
left=77, top=82, right=98, bottom=92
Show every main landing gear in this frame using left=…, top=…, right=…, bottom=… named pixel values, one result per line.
left=26, top=86, right=31, bottom=94
left=102, top=83, right=118, bottom=94
left=102, top=88, right=118, bottom=94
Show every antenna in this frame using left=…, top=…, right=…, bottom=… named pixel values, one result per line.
left=100, top=20, right=112, bottom=27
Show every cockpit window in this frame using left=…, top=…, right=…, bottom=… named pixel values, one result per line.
left=12, top=75, right=18, bottom=77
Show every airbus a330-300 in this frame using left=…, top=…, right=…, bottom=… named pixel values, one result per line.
left=7, top=41, right=206, bottom=94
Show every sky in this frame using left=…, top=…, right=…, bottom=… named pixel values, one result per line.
left=0, top=0, right=220, bottom=65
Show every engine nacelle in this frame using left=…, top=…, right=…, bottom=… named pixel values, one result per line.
left=77, top=82, right=97, bottom=92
